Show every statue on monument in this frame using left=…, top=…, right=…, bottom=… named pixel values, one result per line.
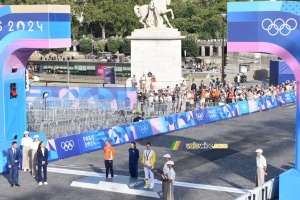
left=134, top=0, right=174, bottom=28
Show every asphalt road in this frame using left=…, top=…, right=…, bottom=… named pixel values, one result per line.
left=0, top=103, right=296, bottom=200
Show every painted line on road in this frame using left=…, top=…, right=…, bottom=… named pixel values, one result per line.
left=48, top=167, right=249, bottom=194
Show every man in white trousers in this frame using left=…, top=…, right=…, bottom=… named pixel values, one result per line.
left=141, top=142, right=156, bottom=189
left=255, top=148, right=267, bottom=186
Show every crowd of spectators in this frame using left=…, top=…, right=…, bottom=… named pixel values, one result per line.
left=137, top=78, right=296, bottom=114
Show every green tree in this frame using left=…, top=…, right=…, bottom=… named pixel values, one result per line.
left=182, top=34, right=199, bottom=57
left=120, top=38, right=131, bottom=55
left=38, top=49, right=51, bottom=55
left=53, top=48, right=66, bottom=54
left=84, top=0, right=116, bottom=39
left=78, top=38, right=92, bottom=54
left=106, top=37, right=122, bottom=54
left=94, top=40, right=105, bottom=53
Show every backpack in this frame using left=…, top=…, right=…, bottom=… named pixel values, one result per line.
left=234, top=76, right=238, bottom=82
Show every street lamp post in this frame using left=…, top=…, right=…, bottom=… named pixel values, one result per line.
left=221, top=13, right=227, bottom=86
left=43, top=92, right=49, bottom=122
left=91, top=28, right=94, bottom=61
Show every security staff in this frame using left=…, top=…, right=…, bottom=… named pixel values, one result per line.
left=129, top=142, right=139, bottom=178
left=165, top=160, right=175, bottom=200
left=255, top=149, right=267, bottom=186
left=142, top=142, right=156, bottom=189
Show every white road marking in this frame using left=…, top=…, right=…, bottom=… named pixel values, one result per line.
left=48, top=167, right=250, bottom=194
left=287, top=105, right=296, bottom=109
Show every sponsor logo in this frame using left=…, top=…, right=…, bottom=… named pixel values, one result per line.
left=262, top=18, right=297, bottom=36
left=61, top=140, right=74, bottom=151
left=196, top=112, right=204, bottom=121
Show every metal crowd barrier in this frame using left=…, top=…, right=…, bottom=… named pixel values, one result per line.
left=235, top=177, right=279, bottom=200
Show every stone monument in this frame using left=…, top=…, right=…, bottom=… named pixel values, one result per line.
left=127, top=0, right=184, bottom=90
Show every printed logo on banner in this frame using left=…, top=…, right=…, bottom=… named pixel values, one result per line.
left=237, top=101, right=250, bottom=115
left=192, top=109, right=206, bottom=125
left=205, top=107, right=220, bottom=123
left=150, top=117, right=169, bottom=135
left=176, top=112, right=190, bottom=129
left=77, top=131, right=101, bottom=154
left=54, top=135, right=80, bottom=159
left=134, top=120, right=153, bottom=139
left=61, top=140, right=74, bottom=151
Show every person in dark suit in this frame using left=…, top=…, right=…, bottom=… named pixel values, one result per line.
left=37, top=141, right=49, bottom=185
left=7, top=141, right=22, bottom=187
left=128, top=142, right=139, bottom=178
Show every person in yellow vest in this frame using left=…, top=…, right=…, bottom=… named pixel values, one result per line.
left=103, top=140, right=115, bottom=178
left=141, top=142, right=156, bottom=189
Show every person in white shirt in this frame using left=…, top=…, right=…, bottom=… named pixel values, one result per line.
left=30, top=135, right=40, bottom=177
left=21, top=131, right=33, bottom=171
left=255, top=149, right=267, bottom=186
left=157, top=154, right=171, bottom=197
left=165, top=160, right=175, bottom=200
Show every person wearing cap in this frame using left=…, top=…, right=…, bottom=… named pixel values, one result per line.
left=21, top=131, right=33, bottom=171
left=30, top=135, right=40, bottom=177
left=141, top=142, right=156, bottom=189
left=255, top=149, right=267, bottom=186
left=129, top=142, right=139, bottom=178
left=161, top=154, right=171, bottom=199
left=165, top=160, right=176, bottom=200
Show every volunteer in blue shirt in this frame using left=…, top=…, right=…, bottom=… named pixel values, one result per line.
left=129, top=142, right=139, bottom=178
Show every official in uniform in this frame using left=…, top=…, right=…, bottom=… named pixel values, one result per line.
left=7, top=141, right=22, bottom=187
left=161, top=154, right=171, bottom=200
left=255, top=149, right=267, bottom=186
left=129, top=142, right=139, bottom=178
left=104, top=139, right=115, bottom=178
left=142, top=142, right=156, bottom=189
left=165, top=160, right=175, bottom=200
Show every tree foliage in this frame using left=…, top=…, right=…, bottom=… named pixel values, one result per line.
left=78, top=38, right=92, bottom=54
left=182, top=34, right=199, bottom=57
left=120, top=38, right=131, bottom=55
left=94, top=40, right=105, bottom=53
left=106, top=37, right=122, bottom=54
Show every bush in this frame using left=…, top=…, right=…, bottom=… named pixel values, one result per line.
left=182, top=34, right=199, bottom=57
left=120, top=38, right=131, bottom=55
left=79, top=38, right=92, bottom=54
left=106, top=37, right=122, bottom=54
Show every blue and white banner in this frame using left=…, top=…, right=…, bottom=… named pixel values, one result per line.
left=54, top=135, right=81, bottom=159
left=192, top=109, right=207, bottom=126
left=237, top=101, right=250, bottom=115
left=78, top=131, right=101, bottom=154
left=134, top=120, right=153, bottom=139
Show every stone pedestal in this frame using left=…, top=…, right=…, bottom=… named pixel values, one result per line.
left=127, top=28, right=184, bottom=90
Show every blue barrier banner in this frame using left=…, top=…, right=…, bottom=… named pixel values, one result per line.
left=78, top=131, right=101, bottom=154
left=192, top=109, right=207, bottom=126
left=164, top=114, right=178, bottom=131
left=289, top=91, right=296, bottom=103
left=134, top=120, right=153, bottom=139
left=150, top=116, right=171, bottom=135
left=205, top=107, right=221, bottom=123
left=237, top=101, right=250, bottom=115
left=54, top=135, right=81, bottom=159
left=111, top=124, right=136, bottom=144
left=258, top=97, right=267, bottom=111
left=265, top=96, right=278, bottom=109
left=97, top=128, right=112, bottom=148
left=223, top=103, right=239, bottom=118
left=176, top=112, right=194, bottom=130
left=248, top=100, right=259, bottom=113
left=283, top=92, right=293, bottom=104
left=276, top=94, right=285, bottom=106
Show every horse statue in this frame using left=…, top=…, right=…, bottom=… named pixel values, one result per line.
left=134, top=0, right=174, bottom=28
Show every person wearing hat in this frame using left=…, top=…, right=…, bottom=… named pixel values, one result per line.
left=255, top=149, right=267, bottom=186
left=161, top=154, right=171, bottom=200
left=30, top=135, right=40, bottom=177
left=141, top=142, right=156, bottom=189
left=21, top=131, right=33, bottom=171
left=164, top=160, right=175, bottom=200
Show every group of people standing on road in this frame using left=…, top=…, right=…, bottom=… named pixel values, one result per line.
left=7, top=131, right=49, bottom=187
left=105, top=139, right=175, bottom=200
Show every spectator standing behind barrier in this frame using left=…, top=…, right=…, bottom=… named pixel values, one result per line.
left=37, top=141, right=49, bottom=185
left=30, top=135, right=40, bottom=178
left=104, top=139, right=115, bottom=178
left=255, top=149, right=267, bottom=186
left=7, top=141, right=22, bottom=187
left=21, top=131, right=33, bottom=172
left=131, top=75, right=137, bottom=88
left=129, top=142, right=139, bottom=178
left=142, top=142, right=156, bottom=189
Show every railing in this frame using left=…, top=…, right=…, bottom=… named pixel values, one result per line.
left=235, top=177, right=279, bottom=200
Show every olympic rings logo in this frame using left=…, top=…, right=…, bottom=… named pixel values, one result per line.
left=262, top=18, right=297, bottom=36
left=61, top=140, right=74, bottom=151
left=139, top=124, right=148, bottom=133
left=196, top=113, right=204, bottom=121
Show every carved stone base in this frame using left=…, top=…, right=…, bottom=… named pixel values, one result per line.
left=127, top=28, right=185, bottom=90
